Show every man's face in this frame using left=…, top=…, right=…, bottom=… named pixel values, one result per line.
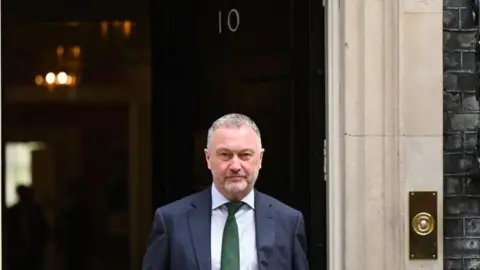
left=205, top=125, right=264, bottom=199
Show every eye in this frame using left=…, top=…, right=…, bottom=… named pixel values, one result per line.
left=239, top=153, right=252, bottom=159
left=218, top=152, right=232, bottom=160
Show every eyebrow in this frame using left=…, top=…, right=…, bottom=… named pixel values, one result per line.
left=216, top=148, right=254, bottom=153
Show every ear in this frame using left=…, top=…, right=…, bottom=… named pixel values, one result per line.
left=259, top=148, right=265, bottom=169
left=204, top=148, right=211, bottom=169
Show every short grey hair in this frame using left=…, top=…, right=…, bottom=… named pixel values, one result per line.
left=206, top=113, right=262, bottom=148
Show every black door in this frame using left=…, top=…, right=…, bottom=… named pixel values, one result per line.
left=151, top=0, right=326, bottom=268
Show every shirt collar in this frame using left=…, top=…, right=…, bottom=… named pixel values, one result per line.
left=211, top=184, right=255, bottom=210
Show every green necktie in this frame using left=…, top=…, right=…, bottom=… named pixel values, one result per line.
left=221, top=201, right=244, bottom=270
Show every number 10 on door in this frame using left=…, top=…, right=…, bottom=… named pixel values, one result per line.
left=218, top=9, right=240, bottom=34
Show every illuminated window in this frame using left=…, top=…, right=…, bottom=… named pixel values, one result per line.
left=5, top=142, right=46, bottom=207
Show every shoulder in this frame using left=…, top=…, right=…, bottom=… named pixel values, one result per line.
left=255, top=190, right=302, bottom=219
left=154, top=188, right=209, bottom=217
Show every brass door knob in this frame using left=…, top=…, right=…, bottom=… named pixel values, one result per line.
left=412, top=212, right=435, bottom=236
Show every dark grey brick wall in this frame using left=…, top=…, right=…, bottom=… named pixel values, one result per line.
left=444, top=0, right=480, bottom=269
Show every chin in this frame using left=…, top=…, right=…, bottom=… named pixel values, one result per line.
left=225, top=181, right=249, bottom=194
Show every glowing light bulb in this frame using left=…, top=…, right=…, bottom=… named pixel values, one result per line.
left=57, top=72, right=68, bottom=85
left=123, top=20, right=132, bottom=38
left=56, top=46, right=64, bottom=57
left=72, top=46, right=81, bottom=58
left=34, top=75, right=44, bottom=85
left=45, top=72, right=56, bottom=84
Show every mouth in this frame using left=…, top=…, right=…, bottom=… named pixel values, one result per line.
left=226, top=177, right=246, bottom=182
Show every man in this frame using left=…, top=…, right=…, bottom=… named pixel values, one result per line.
left=142, top=113, right=309, bottom=270
left=6, top=185, right=50, bottom=270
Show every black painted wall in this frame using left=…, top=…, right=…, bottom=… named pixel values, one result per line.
left=444, top=0, right=480, bottom=268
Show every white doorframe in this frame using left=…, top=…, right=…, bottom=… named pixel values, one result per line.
left=325, top=0, right=344, bottom=269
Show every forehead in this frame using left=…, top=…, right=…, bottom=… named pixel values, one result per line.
left=210, top=126, right=260, bottom=150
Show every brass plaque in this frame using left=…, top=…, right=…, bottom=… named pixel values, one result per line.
left=409, top=191, right=438, bottom=260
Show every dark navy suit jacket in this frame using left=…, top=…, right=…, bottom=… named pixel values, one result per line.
left=141, top=187, right=309, bottom=270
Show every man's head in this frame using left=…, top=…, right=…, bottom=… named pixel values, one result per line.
left=205, top=113, right=264, bottom=201
left=16, top=185, right=34, bottom=202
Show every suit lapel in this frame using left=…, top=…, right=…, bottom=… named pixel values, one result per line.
left=255, top=191, right=275, bottom=270
left=188, top=189, right=212, bottom=270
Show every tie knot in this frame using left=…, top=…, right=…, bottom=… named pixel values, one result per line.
left=225, top=201, right=243, bottom=216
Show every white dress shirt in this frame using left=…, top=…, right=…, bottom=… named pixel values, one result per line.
left=211, top=185, right=258, bottom=270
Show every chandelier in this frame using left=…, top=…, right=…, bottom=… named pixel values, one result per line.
left=35, top=71, right=78, bottom=91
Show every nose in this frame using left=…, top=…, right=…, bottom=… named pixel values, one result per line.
left=229, top=157, right=241, bottom=172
